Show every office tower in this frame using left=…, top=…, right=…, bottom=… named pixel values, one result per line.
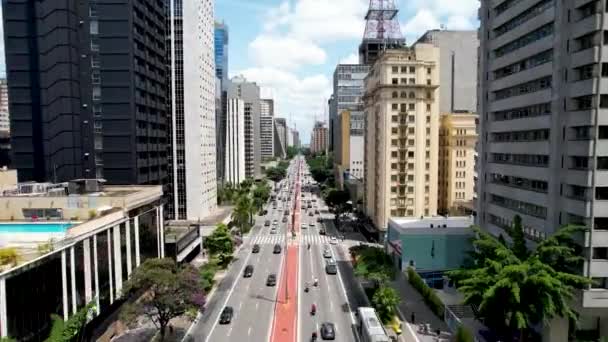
left=227, top=76, right=261, bottom=178
left=225, top=98, right=246, bottom=185
left=167, top=0, right=217, bottom=221
left=415, top=30, right=478, bottom=114
left=214, top=21, right=229, bottom=86
left=215, top=77, right=225, bottom=183
left=329, top=95, right=336, bottom=151
left=260, top=99, right=275, bottom=161
left=274, top=118, right=288, bottom=158
left=292, top=129, right=301, bottom=148
left=2, top=0, right=168, bottom=184
left=478, top=1, right=608, bottom=336
left=363, top=45, right=440, bottom=231
left=336, top=111, right=365, bottom=185
left=438, top=113, right=478, bottom=215
left=359, top=0, right=405, bottom=65
left=311, top=121, right=328, bottom=154
left=0, top=79, right=9, bottom=134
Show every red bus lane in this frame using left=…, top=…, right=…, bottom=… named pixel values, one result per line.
left=270, top=160, right=302, bottom=342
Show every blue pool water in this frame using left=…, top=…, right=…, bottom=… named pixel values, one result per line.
left=0, top=223, right=73, bottom=233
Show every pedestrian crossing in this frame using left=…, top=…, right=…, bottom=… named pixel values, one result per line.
left=249, top=234, right=333, bottom=246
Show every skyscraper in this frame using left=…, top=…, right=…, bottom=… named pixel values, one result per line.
left=311, top=122, right=328, bottom=154
left=2, top=0, right=168, bottom=184
left=274, top=118, right=287, bottom=159
left=214, top=21, right=229, bottom=86
left=477, top=1, right=608, bottom=335
left=260, top=99, right=275, bottom=161
left=227, top=76, right=261, bottom=178
left=225, top=98, right=246, bottom=185
left=167, top=0, right=217, bottom=221
left=0, top=79, right=9, bottom=134
left=363, top=45, right=440, bottom=231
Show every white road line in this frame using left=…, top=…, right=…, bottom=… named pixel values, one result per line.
left=333, top=245, right=361, bottom=342
left=248, top=326, right=252, bottom=336
left=227, top=326, right=233, bottom=336
left=297, top=219, right=303, bottom=342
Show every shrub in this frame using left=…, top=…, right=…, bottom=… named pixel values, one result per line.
left=0, top=248, right=18, bottom=266
left=199, top=261, right=219, bottom=292
left=407, top=267, right=444, bottom=319
left=455, top=325, right=475, bottom=342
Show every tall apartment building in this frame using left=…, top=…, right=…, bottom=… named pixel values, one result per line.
left=227, top=76, right=261, bottom=178
left=415, top=30, right=478, bottom=113
left=292, top=128, right=301, bottom=148
left=329, top=95, right=336, bottom=151
left=3, top=0, right=168, bottom=184
left=438, top=113, right=478, bottom=215
left=311, top=122, right=328, bottom=154
left=214, top=21, right=229, bottom=86
left=260, top=99, right=275, bottom=160
left=225, top=98, right=246, bottom=185
left=274, top=118, right=287, bottom=158
left=364, top=45, right=440, bottom=231
left=0, top=79, right=9, bottom=134
left=478, top=1, right=608, bottom=336
left=336, top=110, right=365, bottom=187
left=167, top=0, right=217, bottom=221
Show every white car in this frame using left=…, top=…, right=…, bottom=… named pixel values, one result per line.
left=270, top=228, right=277, bottom=234
left=330, top=236, right=338, bottom=245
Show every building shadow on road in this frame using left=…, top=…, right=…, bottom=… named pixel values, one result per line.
left=250, top=293, right=279, bottom=304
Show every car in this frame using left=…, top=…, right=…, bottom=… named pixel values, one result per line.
left=273, top=244, right=282, bottom=254
left=282, top=216, right=288, bottom=223
left=273, top=220, right=278, bottom=225
left=330, top=236, right=338, bottom=245
left=252, top=244, right=260, bottom=253
left=309, top=223, right=315, bottom=229
left=323, top=249, right=332, bottom=258
left=244, top=265, right=254, bottom=277
left=270, top=228, right=277, bottom=234
left=264, top=220, right=271, bottom=227
left=312, top=198, right=317, bottom=202
left=315, top=209, right=320, bottom=214
left=309, top=211, right=314, bottom=216
left=284, top=210, right=290, bottom=216
left=267, top=274, right=277, bottom=286
left=320, top=322, right=336, bottom=340
left=261, top=210, right=268, bottom=215
left=325, top=263, right=337, bottom=275
left=219, top=306, right=234, bottom=324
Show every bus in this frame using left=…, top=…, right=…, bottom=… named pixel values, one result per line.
left=356, top=307, right=390, bottom=342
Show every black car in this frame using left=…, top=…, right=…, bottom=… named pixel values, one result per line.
left=262, top=210, right=268, bottom=215
left=264, top=220, right=271, bottom=227
left=282, top=216, right=288, bottom=223
left=273, top=244, right=282, bottom=254
left=320, top=322, right=335, bottom=340
left=266, top=273, right=277, bottom=286
left=252, top=244, right=260, bottom=253
left=219, top=306, right=234, bottom=324
left=309, top=211, right=314, bottom=216
left=243, top=265, right=254, bottom=278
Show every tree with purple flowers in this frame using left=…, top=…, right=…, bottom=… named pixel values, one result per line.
left=120, top=258, right=206, bottom=341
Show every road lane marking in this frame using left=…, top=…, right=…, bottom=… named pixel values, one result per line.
left=227, top=326, right=233, bottom=336
left=248, top=326, right=252, bottom=336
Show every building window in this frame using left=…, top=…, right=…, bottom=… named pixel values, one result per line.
left=392, top=78, right=398, bottom=85
left=392, top=92, right=398, bottom=98
left=596, top=187, right=608, bottom=200
left=90, top=20, right=99, bottom=35
left=392, top=66, right=399, bottom=73
left=410, top=66, right=416, bottom=73
left=593, top=247, right=608, bottom=259
left=494, top=23, right=553, bottom=58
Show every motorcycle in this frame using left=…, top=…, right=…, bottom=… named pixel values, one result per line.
left=311, top=304, right=316, bottom=316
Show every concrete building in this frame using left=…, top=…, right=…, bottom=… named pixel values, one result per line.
left=167, top=0, right=217, bottom=221
left=0, top=178, right=164, bottom=340
left=214, top=21, right=229, bottom=86
left=477, top=1, right=608, bottom=338
left=438, top=113, right=478, bottom=215
left=227, top=76, right=261, bottom=178
left=363, top=45, right=440, bottom=231
left=2, top=0, right=168, bottom=184
left=386, top=216, right=474, bottom=272
left=291, top=128, right=301, bottom=148
left=415, top=30, right=478, bottom=113
left=310, top=121, right=328, bottom=154
left=260, top=99, right=275, bottom=161
left=329, top=95, right=337, bottom=151
left=0, top=79, right=8, bottom=134
left=225, top=99, right=246, bottom=185
left=274, top=118, right=288, bottom=158
left=215, top=77, right=225, bottom=183
left=336, top=111, right=365, bottom=186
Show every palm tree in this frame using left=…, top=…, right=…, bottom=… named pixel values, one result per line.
left=449, top=226, right=591, bottom=340
left=232, top=196, right=251, bottom=235
left=372, top=286, right=400, bottom=323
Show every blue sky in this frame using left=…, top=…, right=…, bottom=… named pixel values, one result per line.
left=217, top=0, right=480, bottom=143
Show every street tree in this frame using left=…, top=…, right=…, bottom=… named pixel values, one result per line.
left=205, top=223, right=234, bottom=256
left=372, top=286, right=400, bottom=323
left=232, top=196, right=253, bottom=234
left=45, top=302, right=95, bottom=342
left=509, top=215, right=528, bottom=260
left=325, top=189, right=351, bottom=230
left=121, top=258, right=205, bottom=341
left=265, top=167, right=287, bottom=182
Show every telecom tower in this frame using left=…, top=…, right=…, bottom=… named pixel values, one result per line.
left=359, top=0, right=406, bottom=65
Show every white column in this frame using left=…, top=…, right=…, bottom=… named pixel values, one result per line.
left=159, top=205, right=165, bottom=258
left=125, top=220, right=132, bottom=276
left=113, top=225, right=123, bottom=296
left=61, top=250, right=68, bottom=320
left=93, top=234, right=100, bottom=315
left=83, top=238, right=92, bottom=304
left=0, top=278, right=7, bottom=337
left=107, top=229, right=114, bottom=304
left=134, top=216, right=141, bottom=266
left=156, top=207, right=161, bottom=257
left=70, top=247, right=76, bottom=314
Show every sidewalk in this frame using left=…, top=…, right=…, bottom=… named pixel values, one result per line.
left=390, top=271, right=451, bottom=342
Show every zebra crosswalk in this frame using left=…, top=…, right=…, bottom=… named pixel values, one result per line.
left=249, top=234, right=332, bottom=246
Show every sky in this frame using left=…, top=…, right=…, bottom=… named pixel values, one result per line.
left=216, top=0, right=480, bottom=144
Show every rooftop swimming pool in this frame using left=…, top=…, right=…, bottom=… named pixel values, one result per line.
left=0, top=223, right=74, bottom=233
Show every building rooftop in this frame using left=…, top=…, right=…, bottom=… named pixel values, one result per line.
left=389, top=216, right=474, bottom=234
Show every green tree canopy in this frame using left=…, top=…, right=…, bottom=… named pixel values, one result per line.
left=205, top=223, right=234, bottom=256
left=45, top=302, right=95, bottom=342
left=121, top=259, right=205, bottom=341
left=372, top=286, right=401, bottom=324
left=325, top=189, right=351, bottom=230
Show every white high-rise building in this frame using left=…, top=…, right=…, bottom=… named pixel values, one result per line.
left=226, top=98, right=246, bottom=185
left=0, top=79, right=9, bottom=134
left=168, top=0, right=217, bottom=221
left=260, top=99, right=274, bottom=160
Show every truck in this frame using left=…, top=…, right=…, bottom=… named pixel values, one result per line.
left=356, top=307, right=390, bottom=342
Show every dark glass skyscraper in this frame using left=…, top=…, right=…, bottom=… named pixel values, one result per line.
left=214, top=21, right=229, bottom=85
left=2, top=0, right=168, bottom=185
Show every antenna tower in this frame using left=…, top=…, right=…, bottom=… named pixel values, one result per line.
left=359, top=0, right=405, bottom=65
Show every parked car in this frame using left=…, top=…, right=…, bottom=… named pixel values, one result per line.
left=219, top=306, right=234, bottom=324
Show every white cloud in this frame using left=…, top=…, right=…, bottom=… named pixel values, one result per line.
left=339, top=53, right=359, bottom=65
left=446, top=16, right=476, bottom=30
left=401, top=9, right=441, bottom=42
left=237, top=67, right=332, bottom=141
left=248, top=35, right=327, bottom=70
